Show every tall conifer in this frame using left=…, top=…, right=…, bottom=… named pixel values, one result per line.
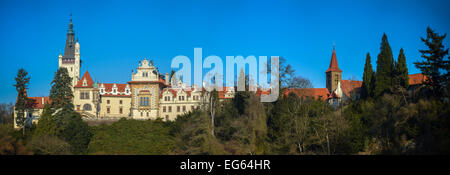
left=362, top=53, right=374, bottom=98
left=395, top=48, right=409, bottom=89
left=415, top=27, right=449, bottom=97
left=13, top=68, right=31, bottom=135
left=374, top=33, right=395, bottom=97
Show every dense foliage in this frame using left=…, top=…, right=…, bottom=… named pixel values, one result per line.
left=88, top=118, right=175, bottom=155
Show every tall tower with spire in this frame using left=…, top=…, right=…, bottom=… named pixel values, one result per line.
left=58, top=13, right=81, bottom=88
left=325, top=44, right=342, bottom=92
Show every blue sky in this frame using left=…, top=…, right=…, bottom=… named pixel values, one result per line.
left=1, top=0, right=449, bottom=103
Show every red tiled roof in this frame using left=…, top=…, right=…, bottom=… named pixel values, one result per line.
left=409, top=73, right=427, bottom=85
left=218, top=91, right=233, bottom=99
left=168, top=89, right=177, bottom=97
left=282, top=88, right=330, bottom=101
left=28, top=97, right=50, bottom=109
left=102, top=83, right=128, bottom=92
left=74, top=71, right=94, bottom=88
left=100, top=83, right=130, bottom=97
left=340, top=80, right=362, bottom=97
left=160, top=88, right=195, bottom=98
left=325, top=48, right=343, bottom=73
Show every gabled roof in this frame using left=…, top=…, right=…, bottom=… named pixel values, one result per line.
left=28, top=97, right=50, bottom=109
left=326, top=48, right=343, bottom=73
left=160, top=88, right=196, bottom=98
left=282, top=88, right=330, bottom=101
left=99, top=83, right=131, bottom=97
left=340, top=80, right=362, bottom=97
left=409, top=73, right=427, bottom=85
left=74, top=71, right=94, bottom=88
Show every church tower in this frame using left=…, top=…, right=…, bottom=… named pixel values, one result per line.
left=325, top=45, right=342, bottom=92
left=58, top=14, right=81, bottom=88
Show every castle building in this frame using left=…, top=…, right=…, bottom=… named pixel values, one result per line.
left=14, top=17, right=427, bottom=128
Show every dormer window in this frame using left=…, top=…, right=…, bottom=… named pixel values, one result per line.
left=82, top=79, right=87, bottom=86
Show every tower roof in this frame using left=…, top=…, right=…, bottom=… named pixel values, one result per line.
left=63, top=14, right=75, bottom=60
left=75, top=71, right=94, bottom=88
left=325, top=47, right=342, bottom=73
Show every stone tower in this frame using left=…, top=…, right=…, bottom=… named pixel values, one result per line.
left=325, top=46, right=342, bottom=92
left=58, top=14, right=81, bottom=89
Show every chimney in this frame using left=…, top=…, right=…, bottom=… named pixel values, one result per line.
left=41, top=97, right=45, bottom=104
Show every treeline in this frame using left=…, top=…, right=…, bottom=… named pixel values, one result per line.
left=0, top=27, right=448, bottom=155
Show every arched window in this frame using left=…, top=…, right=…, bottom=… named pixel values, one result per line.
left=83, top=104, right=92, bottom=111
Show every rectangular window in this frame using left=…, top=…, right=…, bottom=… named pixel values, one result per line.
left=165, top=115, right=169, bottom=121
left=163, top=106, right=166, bottom=112
left=177, top=106, right=180, bottom=112
left=120, top=100, right=123, bottom=104
left=107, top=100, right=110, bottom=104
left=140, top=97, right=150, bottom=106
left=182, top=106, right=186, bottom=112
left=168, top=106, right=172, bottom=112
left=119, top=108, right=123, bottom=114
left=80, top=92, right=90, bottom=100
left=107, top=107, right=110, bottom=114
left=191, top=106, right=194, bottom=111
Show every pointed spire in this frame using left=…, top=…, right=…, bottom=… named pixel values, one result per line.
left=68, top=13, right=74, bottom=34
left=326, top=44, right=342, bottom=72
left=63, top=13, right=75, bottom=60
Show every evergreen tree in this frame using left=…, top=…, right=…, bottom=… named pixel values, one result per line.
left=414, top=27, right=450, bottom=97
left=208, top=89, right=219, bottom=136
left=34, top=104, right=61, bottom=137
left=36, top=67, right=91, bottom=154
left=362, top=53, right=374, bottom=99
left=395, top=48, right=409, bottom=89
left=173, top=110, right=226, bottom=154
left=49, top=68, right=74, bottom=110
left=374, top=33, right=395, bottom=97
left=13, top=68, right=31, bottom=135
